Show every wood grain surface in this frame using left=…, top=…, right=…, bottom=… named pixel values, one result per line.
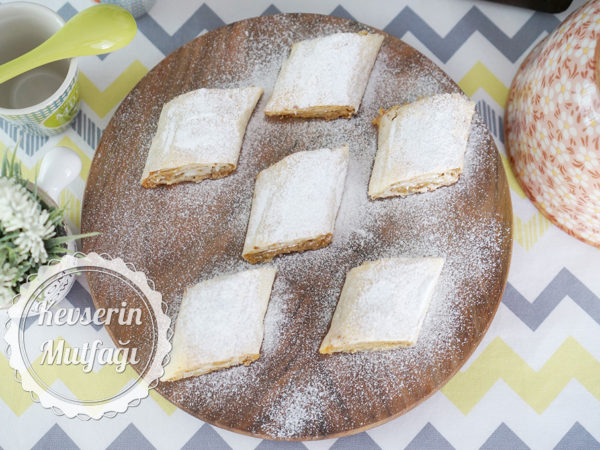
left=81, top=13, right=513, bottom=440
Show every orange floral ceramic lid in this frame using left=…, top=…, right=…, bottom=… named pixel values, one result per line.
left=506, top=0, right=600, bottom=247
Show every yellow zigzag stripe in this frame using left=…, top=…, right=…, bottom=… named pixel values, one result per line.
left=514, top=211, right=551, bottom=250
left=458, top=61, right=509, bottom=108
left=442, top=337, right=600, bottom=414
left=80, top=60, right=148, bottom=118
left=0, top=338, right=177, bottom=416
left=0, top=353, right=33, bottom=416
left=500, top=154, right=525, bottom=199
left=457, top=64, right=527, bottom=205
left=59, top=189, right=81, bottom=230
left=0, top=142, right=42, bottom=183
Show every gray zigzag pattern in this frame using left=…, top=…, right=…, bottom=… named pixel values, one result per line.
left=262, top=4, right=283, bottom=16
left=330, top=432, right=381, bottom=449
left=0, top=117, right=49, bottom=156
left=329, top=5, right=355, bottom=21
left=69, top=110, right=103, bottom=150
left=136, top=4, right=225, bottom=56
left=36, top=1, right=552, bottom=155
left=24, top=420, right=600, bottom=449
left=502, top=268, right=600, bottom=331
left=405, top=423, right=454, bottom=449
left=0, top=110, right=102, bottom=156
left=32, top=424, right=79, bottom=450
left=480, top=423, right=530, bottom=449
left=182, top=424, right=232, bottom=449
left=98, top=2, right=561, bottom=65
left=107, top=424, right=156, bottom=450
left=555, top=422, right=600, bottom=449
left=384, top=6, right=559, bottom=63
left=476, top=99, right=503, bottom=142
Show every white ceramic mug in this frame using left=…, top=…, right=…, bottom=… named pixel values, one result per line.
left=0, top=2, right=80, bottom=136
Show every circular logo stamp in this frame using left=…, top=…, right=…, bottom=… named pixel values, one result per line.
left=4, top=252, right=171, bottom=419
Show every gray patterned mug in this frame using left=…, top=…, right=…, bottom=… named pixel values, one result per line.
left=0, top=2, right=80, bottom=136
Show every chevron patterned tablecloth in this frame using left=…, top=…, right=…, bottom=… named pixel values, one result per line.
left=1, top=0, right=599, bottom=448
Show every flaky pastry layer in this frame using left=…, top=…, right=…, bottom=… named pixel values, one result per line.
left=370, top=170, right=461, bottom=199
left=141, top=163, right=235, bottom=188
left=162, top=353, right=259, bottom=382
left=264, top=105, right=355, bottom=120
left=320, top=340, right=413, bottom=354
left=243, top=233, right=332, bottom=264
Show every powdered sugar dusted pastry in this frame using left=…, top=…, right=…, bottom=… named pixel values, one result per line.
left=243, top=146, right=349, bottom=264
left=161, top=266, right=276, bottom=381
left=368, top=93, right=475, bottom=199
left=141, top=86, right=263, bottom=188
left=264, top=32, right=384, bottom=120
left=320, top=257, right=444, bottom=354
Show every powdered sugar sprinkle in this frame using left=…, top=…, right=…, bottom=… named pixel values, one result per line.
left=83, top=16, right=511, bottom=440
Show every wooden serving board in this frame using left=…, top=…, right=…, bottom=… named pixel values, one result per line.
left=81, top=14, right=512, bottom=440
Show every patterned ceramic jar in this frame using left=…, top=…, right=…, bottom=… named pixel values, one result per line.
left=505, top=0, right=600, bottom=247
left=0, top=3, right=80, bottom=136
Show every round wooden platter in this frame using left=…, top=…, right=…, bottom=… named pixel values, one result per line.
left=81, top=13, right=513, bottom=441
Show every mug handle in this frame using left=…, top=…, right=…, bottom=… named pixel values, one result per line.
left=37, top=147, right=82, bottom=204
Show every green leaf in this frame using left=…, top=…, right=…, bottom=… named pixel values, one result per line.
left=47, top=247, right=69, bottom=256
left=0, top=231, right=21, bottom=242
left=1, top=152, right=8, bottom=178
left=46, top=207, right=67, bottom=228
left=45, top=232, right=100, bottom=247
left=1, top=138, right=25, bottom=184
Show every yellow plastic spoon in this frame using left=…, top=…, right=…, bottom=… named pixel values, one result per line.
left=0, top=4, right=137, bottom=85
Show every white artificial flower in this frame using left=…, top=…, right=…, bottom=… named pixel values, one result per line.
left=14, top=230, right=47, bottom=263
left=0, top=177, right=56, bottom=264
